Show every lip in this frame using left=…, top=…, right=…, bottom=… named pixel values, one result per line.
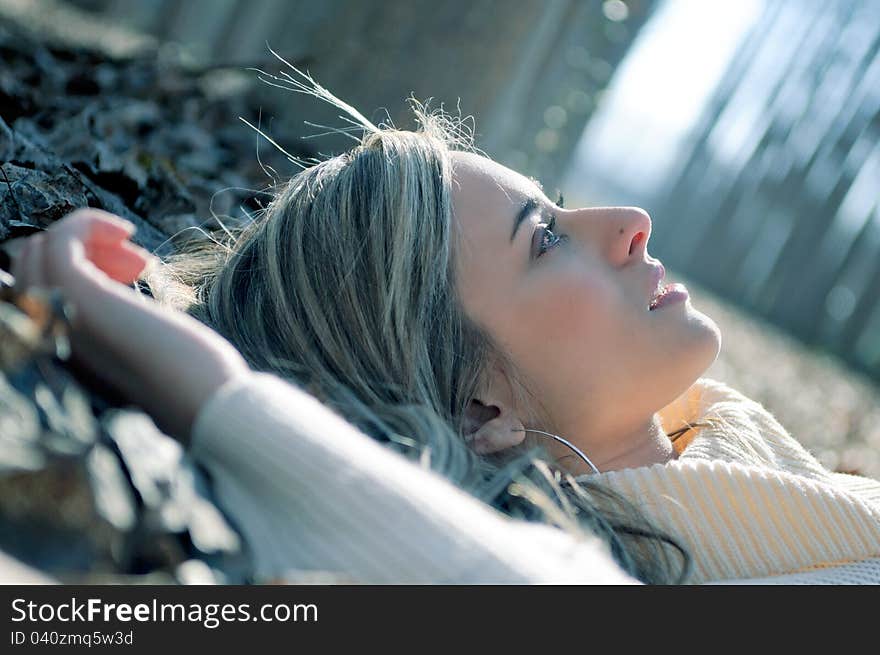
left=650, top=282, right=689, bottom=310
left=650, top=261, right=665, bottom=288
left=648, top=261, right=666, bottom=303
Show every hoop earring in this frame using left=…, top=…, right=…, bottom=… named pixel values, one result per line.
left=512, top=428, right=601, bottom=475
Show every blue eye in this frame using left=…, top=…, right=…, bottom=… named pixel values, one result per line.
left=537, top=215, right=567, bottom=258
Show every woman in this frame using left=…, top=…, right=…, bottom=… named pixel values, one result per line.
left=7, top=208, right=642, bottom=585
left=11, top=71, right=880, bottom=584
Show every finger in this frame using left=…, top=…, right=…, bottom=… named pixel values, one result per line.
left=44, top=226, right=103, bottom=294
left=92, top=239, right=153, bottom=268
left=87, top=246, right=152, bottom=285
left=54, top=208, right=135, bottom=246
left=86, top=239, right=152, bottom=262
left=87, top=214, right=136, bottom=246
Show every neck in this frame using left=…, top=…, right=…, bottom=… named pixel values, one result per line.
left=557, top=414, right=675, bottom=476
left=598, top=414, right=675, bottom=472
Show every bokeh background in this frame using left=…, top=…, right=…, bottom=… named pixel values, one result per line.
left=1, top=0, right=879, bottom=582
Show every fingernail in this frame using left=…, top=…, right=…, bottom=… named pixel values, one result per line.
left=109, top=214, right=135, bottom=232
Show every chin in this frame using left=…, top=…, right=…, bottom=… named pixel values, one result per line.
left=686, top=303, right=723, bottom=375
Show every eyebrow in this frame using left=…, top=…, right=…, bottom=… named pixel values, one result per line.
left=510, top=197, right=541, bottom=243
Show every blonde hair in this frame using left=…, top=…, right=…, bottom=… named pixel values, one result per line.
left=149, top=63, right=690, bottom=583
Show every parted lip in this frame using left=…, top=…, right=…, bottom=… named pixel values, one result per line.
left=648, top=261, right=666, bottom=306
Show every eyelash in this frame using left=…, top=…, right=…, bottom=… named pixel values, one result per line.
left=536, top=192, right=567, bottom=258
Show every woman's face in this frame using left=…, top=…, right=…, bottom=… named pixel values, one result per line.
left=450, top=152, right=721, bottom=464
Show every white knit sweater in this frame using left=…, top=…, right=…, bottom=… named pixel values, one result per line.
left=189, top=372, right=880, bottom=584
left=580, top=377, right=880, bottom=583
left=189, top=372, right=635, bottom=584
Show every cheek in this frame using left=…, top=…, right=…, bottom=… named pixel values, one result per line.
left=532, top=268, right=615, bottom=331
left=503, top=267, right=624, bottom=369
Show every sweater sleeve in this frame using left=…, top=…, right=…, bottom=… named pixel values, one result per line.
left=188, top=372, right=636, bottom=585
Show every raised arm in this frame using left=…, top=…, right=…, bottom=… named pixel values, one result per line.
left=9, top=209, right=635, bottom=584
left=189, top=370, right=634, bottom=583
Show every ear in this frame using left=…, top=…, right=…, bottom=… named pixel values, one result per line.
left=462, top=398, right=526, bottom=455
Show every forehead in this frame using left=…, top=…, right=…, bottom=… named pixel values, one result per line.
left=449, top=152, right=542, bottom=247
left=450, top=151, right=540, bottom=205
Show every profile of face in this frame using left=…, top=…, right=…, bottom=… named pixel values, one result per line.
left=451, top=151, right=722, bottom=473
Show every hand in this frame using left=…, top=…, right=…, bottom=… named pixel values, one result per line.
left=10, top=208, right=151, bottom=291
left=10, top=208, right=251, bottom=444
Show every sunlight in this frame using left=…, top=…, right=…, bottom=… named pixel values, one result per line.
left=565, top=0, right=763, bottom=202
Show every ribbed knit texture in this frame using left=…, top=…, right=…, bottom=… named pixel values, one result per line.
left=580, top=378, right=880, bottom=584
left=189, top=372, right=636, bottom=584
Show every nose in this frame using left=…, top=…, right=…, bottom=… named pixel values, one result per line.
left=568, top=206, right=653, bottom=266
left=621, top=207, right=652, bottom=260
